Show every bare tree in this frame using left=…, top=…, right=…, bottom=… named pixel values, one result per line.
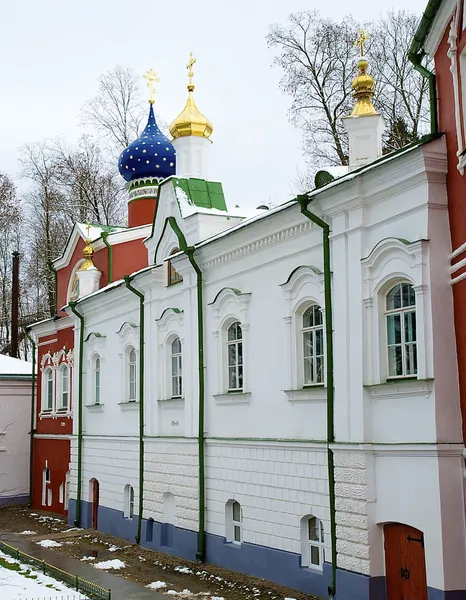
left=267, top=10, right=431, bottom=173
left=53, top=136, right=126, bottom=225
left=19, top=142, right=68, bottom=317
left=81, top=65, right=145, bottom=151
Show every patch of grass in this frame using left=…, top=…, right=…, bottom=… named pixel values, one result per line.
left=0, top=557, right=21, bottom=571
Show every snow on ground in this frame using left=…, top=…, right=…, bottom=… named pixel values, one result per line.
left=175, top=566, right=194, bottom=574
left=80, top=556, right=96, bottom=561
left=147, top=581, right=167, bottom=589
left=0, top=551, right=87, bottom=600
left=94, top=559, right=126, bottom=570
left=19, top=530, right=36, bottom=535
left=36, top=539, right=63, bottom=548
left=108, top=544, right=120, bottom=552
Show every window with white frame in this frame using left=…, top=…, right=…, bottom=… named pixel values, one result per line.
left=301, top=515, right=324, bottom=569
left=93, top=355, right=101, bottom=404
left=226, top=500, right=242, bottom=544
left=227, top=322, right=243, bottom=391
left=43, top=368, right=54, bottom=412
left=171, top=337, right=182, bottom=398
left=58, top=364, right=69, bottom=411
left=302, top=304, right=324, bottom=386
left=124, top=484, right=135, bottom=519
left=128, top=347, right=137, bottom=402
left=385, top=282, right=417, bottom=378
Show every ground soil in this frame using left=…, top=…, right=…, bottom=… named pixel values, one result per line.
left=0, top=506, right=319, bottom=600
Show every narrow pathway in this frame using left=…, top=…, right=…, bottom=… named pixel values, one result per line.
left=1, top=533, right=165, bottom=600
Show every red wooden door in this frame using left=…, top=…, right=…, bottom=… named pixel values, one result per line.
left=384, top=523, right=428, bottom=600
left=92, top=480, right=99, bottom=529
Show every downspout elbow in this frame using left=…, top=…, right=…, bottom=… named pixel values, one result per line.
left=102, top=233, right=113, bottom=284
left=408, top=50, right=438, bottom=134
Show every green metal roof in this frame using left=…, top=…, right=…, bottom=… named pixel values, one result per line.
left=174, top=178, right=227, bottom=212
left=410, top=0, right=443, bottom=56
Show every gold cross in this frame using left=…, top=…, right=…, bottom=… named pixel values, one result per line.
left=354, top=29, right=369, bottom=57
left=186, top=52, right=196, bottom=89
left=143, top=68, right=159, bottom=104
left=85, top=221, right=92, bottom=242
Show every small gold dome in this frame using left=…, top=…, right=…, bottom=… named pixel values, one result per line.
left=351, top=57, right=378, bottom=117
left=169, top=91, right=213, bottom=139
left=169, top=53, right=213, bottom=140
left=79, top=238, right=95, bottom=271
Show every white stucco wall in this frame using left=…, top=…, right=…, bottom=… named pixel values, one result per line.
left=0, top=378, right=32, bottom=501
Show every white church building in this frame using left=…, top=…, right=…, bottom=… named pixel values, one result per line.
left=54, top=52, right=466, bottom=600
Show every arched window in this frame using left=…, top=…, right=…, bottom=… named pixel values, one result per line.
left=58, top=364, right=69, bottom=411
left=128, top=347, right=137, bottom=402
left=302, top=304, right=324, bottom=386
left=43, top=368, right=54, bottom=412
left=168, top=248, right=183, bottom=286
left=124, top=484, right=134, bottom=519
left=386, top=282, right=417, bottom=377
left=301, top=515, right=324, bottom=569
left=226, top=500, right=242, bottom=544
left=94, top=356, right=101, bottom=405
left=171, top=337, right=182, bottom=398
left=227, top=322, right=243, bottom=391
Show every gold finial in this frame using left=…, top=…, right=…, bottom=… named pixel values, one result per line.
left=79, top=222, right=95, bottom=271
left=354, top=29, right=369, bottom=57
left=169, top=54, right=213, bottom=140
left=186, top=52, right=196, bottom=92
left=143, top=68, right=160, bottom=105
left=350, top=29, right=377, bottom=117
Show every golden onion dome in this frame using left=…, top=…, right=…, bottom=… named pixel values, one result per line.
left=351, top=57, right=377, bottom=117
left=169, top=53, right=213, bottom=140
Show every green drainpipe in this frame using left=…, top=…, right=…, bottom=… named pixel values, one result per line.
left=408, top=51, right=438, bottom=135
left=297, top=195, right=336, bottom=599
left=123, top=275, right=145, bottom=545
left=102, top=232, right=113, bottom=283
left=185, top=247, right=206, bottom=562
left=24, top=327, right=36, bottom=506
left=69, top=301, right=84, bottom=527
left=157, top=216, right=206, bottom=561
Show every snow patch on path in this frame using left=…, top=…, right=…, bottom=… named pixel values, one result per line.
left=36, top=539, right=63, bottom=548
left=19, top=530, right=36, bottom=535
left=147, top=581, right=167, bottom=589
left=94, top=559, right=126, bottom=570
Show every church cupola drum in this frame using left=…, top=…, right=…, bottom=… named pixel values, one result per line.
left=119, top=68, right=176, bottom=228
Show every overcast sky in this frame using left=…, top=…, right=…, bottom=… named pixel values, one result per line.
left=1, top=0, right=427, bottom=212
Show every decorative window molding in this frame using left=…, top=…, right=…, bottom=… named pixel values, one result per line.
left=225, top=499, right=242, bottom=544
left=57, top=364, right=70, bottom=412
left=280, top=266, right=325, bottom=392
left=39, top=350, right=74, bottom=418
left=362, top=238, right=430, bottom=384
left=385, top=283, right=417, bottom=378
left=167, top=248, right=183, bottom=286
left=209, top=288, right=251, bottom=396
left=301, top=515, right=324, bottom=570
left=156, top=308, right=185, bottom=402
left=123, top=484, right=135, bottom=519
left=42, top=367, right=54, bottom=413
left=213, top=392, right=251, bottom=405
left=116, top=323, right=139, bottom=405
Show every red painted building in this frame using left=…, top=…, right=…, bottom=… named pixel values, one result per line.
left=412, top=0, right=466, bottom=441
left=29, top=216, right=155, bottom=515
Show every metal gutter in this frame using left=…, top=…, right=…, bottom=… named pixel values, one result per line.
left=69, top=301, right=84, bottom=527
left=123, top=275, right=145, bottom=545
left=297, top=195, right=336, bottom=599
left=161, top=216, right=206, bottom=562
left=102, top=233, right=113, bottom=283
left=23, top=327, right=36, bottom=506
left=411, top=0, right=443, bottom=56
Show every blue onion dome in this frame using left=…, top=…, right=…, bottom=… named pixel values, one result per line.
left=119, top=104, right=176, bottom=182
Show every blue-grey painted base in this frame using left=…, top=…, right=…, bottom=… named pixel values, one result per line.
left=0, top=494, right=29, bottom=506
left=67, top=500, right=466, bottom=600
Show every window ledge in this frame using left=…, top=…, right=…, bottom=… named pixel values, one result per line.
left=158, top=397, right=185, bottom=406
left=284, top=387, right=326, bottom=403
left=118, top=401, right=139, bottom=411
left=364, top=378, right=434, bottom=400
left=86, top=404, right=105, bottom=411
left=213, top=392, right=251, bottom=405
left=39, top=410, right=73, bottom=419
